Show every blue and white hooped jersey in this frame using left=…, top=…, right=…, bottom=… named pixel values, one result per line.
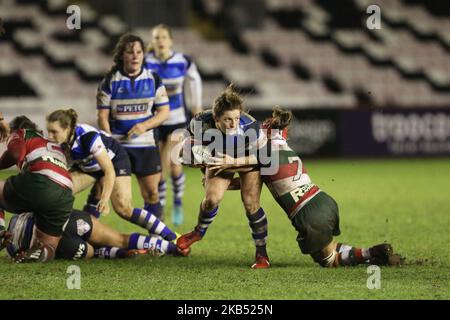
left=70, top=124, right=119, bottom=173
left=189, top=110, right=265, bottom=157
left=145, top=51, right=202, bottom=126
left=97, top=67, right=170, bottom=147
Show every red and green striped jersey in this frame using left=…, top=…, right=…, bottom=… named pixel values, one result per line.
left=262, top=140, right=320, bottom=220
left=5, top=129, right=72, bottom=189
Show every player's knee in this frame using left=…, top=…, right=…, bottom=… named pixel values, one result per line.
left=203, top=197, right=220, bottom=211
left=243, top=201, right=260, bottom=214
left=112, top=199, right=132, bottom=219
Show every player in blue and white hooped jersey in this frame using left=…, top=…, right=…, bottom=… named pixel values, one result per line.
left=46, top=108, right=178, bottom=244
left=145, top=24, right=203, bottom=225
left=97, top=33, right=171, bottom=224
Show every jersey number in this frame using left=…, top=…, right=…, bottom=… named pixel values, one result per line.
left=288, top=157, right=302, bottom=181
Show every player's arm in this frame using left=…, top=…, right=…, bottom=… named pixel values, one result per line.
left=94, top=150, right=115, bottom=215
left=97, top=78, right=112, bottom=134
left=0, top=131, right=25, bottom=170
left=184, top=57, right=203, bottom=116
left=83, top=133, right=114, bottom=215
left=97, top=109, right=111, bottom=134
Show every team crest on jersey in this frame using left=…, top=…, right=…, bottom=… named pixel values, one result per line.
left=76, top=219, right=91, bottom=236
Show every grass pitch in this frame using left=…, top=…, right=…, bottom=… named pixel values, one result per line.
left=1, top=158, right=449, bottom=300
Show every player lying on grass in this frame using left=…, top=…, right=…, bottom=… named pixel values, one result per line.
left=0, top=116, right=74, bottom=262
left=176, top=85, right=271, bottom=269
left=207, top=107, right=404, bottom=267
left=1, top=209, right=189, bottom=262
left=46, top=109, right=178, bottom=243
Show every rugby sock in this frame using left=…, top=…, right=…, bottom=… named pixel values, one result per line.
left=130, top=208, right=176, bottom=241
left=0, top=208, right=5, bottom=230
left=171, top=172, right=185, bottom=207
left=94, top=247, right=129, bottom=259
left=196, top=206, right=218, bottom=237
left=83, top=194, right=101, bottom=219
left=336, top=243, right=371, bottom=266
left=128, top=233, right=177, bottom=254
left=144, top=202, right=163, bottom=220
left=246, top=208, right=268, bottom=257
left=158, top=179, right=167, bottom=207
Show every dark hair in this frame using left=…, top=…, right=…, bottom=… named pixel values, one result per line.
left=269, top=106, right=292, bottom=130
left=46, top=108, right=78, bottom=142
left=9, top=116, right=42, bottom=134
left=107, top=33, right=145, bottom=77
left=213, top=84, right=244, bottom=118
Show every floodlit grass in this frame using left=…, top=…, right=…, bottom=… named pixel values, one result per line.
left=1, top=158, right=449, bottom=299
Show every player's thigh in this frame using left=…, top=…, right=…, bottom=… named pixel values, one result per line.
left=204, top=168, right=232, bottom=204
left=137, top=172, right=161, bottom=194
left=159, top=140, right=170, bottom=175
left=167, top=132, right=184, bottom=175
left=88, top=216, right=128, bottom=248
left=71, top=171, right=97, bottom=194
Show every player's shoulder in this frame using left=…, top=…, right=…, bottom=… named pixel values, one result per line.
left=189, top=110, right=215, bottom=134
left=144, top=50, right=157, bottom=62
left=240, top=111, right=258, bottom=126
left=172, top=52, right=193, bottom=66
left=75, top=124, right=99, bottom=141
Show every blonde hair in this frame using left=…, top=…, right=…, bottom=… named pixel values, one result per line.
left=146, top=24, right=173, bottom=53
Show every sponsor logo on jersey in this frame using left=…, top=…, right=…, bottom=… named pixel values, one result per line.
left=290, top=183, right=314, bottom=202
left=117, top=103, right=148, bottom=114
left=74, top=243, right=86, bottom=260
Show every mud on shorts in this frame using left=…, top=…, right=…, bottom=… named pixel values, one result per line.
left=125, top=147, right=161, bottom=176
left=291, top=191, right=341, bottom=255
left=55, top=210, right=93, bottom=260
left=3, top=171, right=74, bottom=237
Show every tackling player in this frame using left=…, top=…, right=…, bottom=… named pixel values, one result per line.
left=0, top=116, right=74, bottom=262
left=209, top=107, right=404, bottom=267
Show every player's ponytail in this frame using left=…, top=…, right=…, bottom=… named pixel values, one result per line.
left=270, top=106, right=292, bottom=130
left=46, top=108, right=78, bottom=143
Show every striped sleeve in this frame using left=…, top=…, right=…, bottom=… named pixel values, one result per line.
left=80, top=132, right=106, bottom=157
left=153, top=72, right=170, bottom=108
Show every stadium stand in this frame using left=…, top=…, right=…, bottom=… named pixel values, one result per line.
left=1, top=0, right=449, bottom=126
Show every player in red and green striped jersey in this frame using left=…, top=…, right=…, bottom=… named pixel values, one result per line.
left=0, top=116, right=74, bottom=262
left=210, top=107, right=404, bottom=268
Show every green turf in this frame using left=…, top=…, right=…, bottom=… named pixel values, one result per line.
left=1, top=158, right=449, bottom=299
